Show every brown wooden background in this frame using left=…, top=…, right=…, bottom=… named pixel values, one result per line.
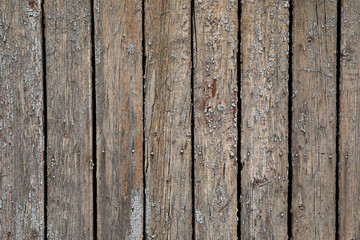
left=0, top=0, right=359, bottom=239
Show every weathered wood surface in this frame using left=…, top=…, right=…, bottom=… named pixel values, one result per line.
left=193, top=0, right=238, bottom=239
left=94, top=0, right=143, bottom=239
left=0, top=0, right=44, bottom=239
left=3, top=1, right=360, bottom=239
left=144, top=0, right=193, bottom=239
left=291, top=0, right=337, bottom=239
left=44, top=0, right=94, bottom=238
left=339, top=0, right=360, bottom=239
left=240, top=1, right=290, bottom=239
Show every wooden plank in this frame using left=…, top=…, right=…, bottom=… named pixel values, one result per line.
left=94, top=0, right=143, bottom=239
left=240, top=0, right=289, bottom=239
left=291, top=0, right=337, bottom=239
left=339, top=0, right=360, bottom=239
left=144, top=0, right=192, bottom=239
left=44, top=0, right=94, bottom=238
left=0, top=1, right=44, bottom=238
left=193, top=0, right=238, bottom=239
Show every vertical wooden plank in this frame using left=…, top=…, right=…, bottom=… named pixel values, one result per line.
left=44, top=1, right=93, bottom=238
left=0, top=0, right=44, bottom=238
left=240, top=0, right=289, bottom=239
left=291, top=0, right=337, bottom=239
left=144, top=0, right=192, bottom=239
left=339, top=0, right=360, bottom=239
left=193, top=0, right=238, bottom=239
left=94, top=0, right=143, bottom=239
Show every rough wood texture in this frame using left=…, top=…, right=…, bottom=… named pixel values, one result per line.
left=291, top=0, right=337, bottom=239
left=144, top=0, right=192, bottom=239
left=193, top=0, right=238, bottom=239
left=44, top=0, right=94, bottom=238
left=94, top=0, right=143, bottom=239
left=240, top=1, right=289, bottom=239
left=339, top=0, right=360, bottom=238
left=0, top=0, right=44, bottom=238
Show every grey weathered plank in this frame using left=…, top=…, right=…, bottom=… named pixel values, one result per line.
left=0, top=0, right=44, bottom=238
left=240, top=0, right=290, bottom=239
left=193, top=0, right=238, bottom=239
left=291, top=0, right=337, bottom=239
left=94, top=0, right=143, bottom=239
left=339, top=0, right=360, bottom=238
left=144, top=0, right=193, bottom=239
left=44, top=0, right=94, bottom=238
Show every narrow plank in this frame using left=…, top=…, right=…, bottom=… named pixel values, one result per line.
left=240, top=0, right=289, bottom=239
left=193, top=0, right=238, bottom=239
left=94, top=0, right=143, bottom=239
left=339, top=0, right=360, bottom=238
left=44, top=0, right=94, bottom=238
left=291, top=0, right=337, bottom=239
left=0, top=0, right=44, bottom=238
left=144, top=0, right=192, bottom=239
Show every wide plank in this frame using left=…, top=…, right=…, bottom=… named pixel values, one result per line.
left=339, top=0, right=360, bottom=239
left=193, top=0, right=238, bottom=239
left=0, top=0, right=44, bottom=238
left=144, top=0, right=193, bottom=239
left=44, top=0, right=94, bottom=238
left=240, top=0, right=290, bottom=239
left=291, top=0, right=337, bottom=239
left=94, top=0, right=143, bottom=239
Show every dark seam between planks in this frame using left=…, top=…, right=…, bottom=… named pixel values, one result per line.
left=287, top=0, right=294, bottom=239
left=190, top=0, right=195, bottom=239
left=236, top=0, right=241, bottom=239
left=142, top=0, right=146, bottom=238
left=335, top=0, right=341, bottom=239
left=90, top=0, right=97, bottom=238
left=41, top=0, right=48, bottom=238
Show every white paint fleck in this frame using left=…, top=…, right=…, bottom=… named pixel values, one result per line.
left=129, top=190, right=142, bottom=240
left=195, top=210, right=204, bottom=224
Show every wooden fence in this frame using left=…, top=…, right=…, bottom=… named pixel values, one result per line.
left=0, top=0, right=359, bottom=239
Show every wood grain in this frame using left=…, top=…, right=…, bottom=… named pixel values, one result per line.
left=0, top=0, right=44, bottom=238
left=144, top=0, right=193, bottom=239
left=240, top=0, right=290, bottom=239
left=291, top=0, right=337, bottom=239
left=339, top=0, right=360, bottom=239
left=94, top=0, right=143, bottom=239
left=193, top=0, right=238, bottom=239
left=44, top=0, right=94, bottom=238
